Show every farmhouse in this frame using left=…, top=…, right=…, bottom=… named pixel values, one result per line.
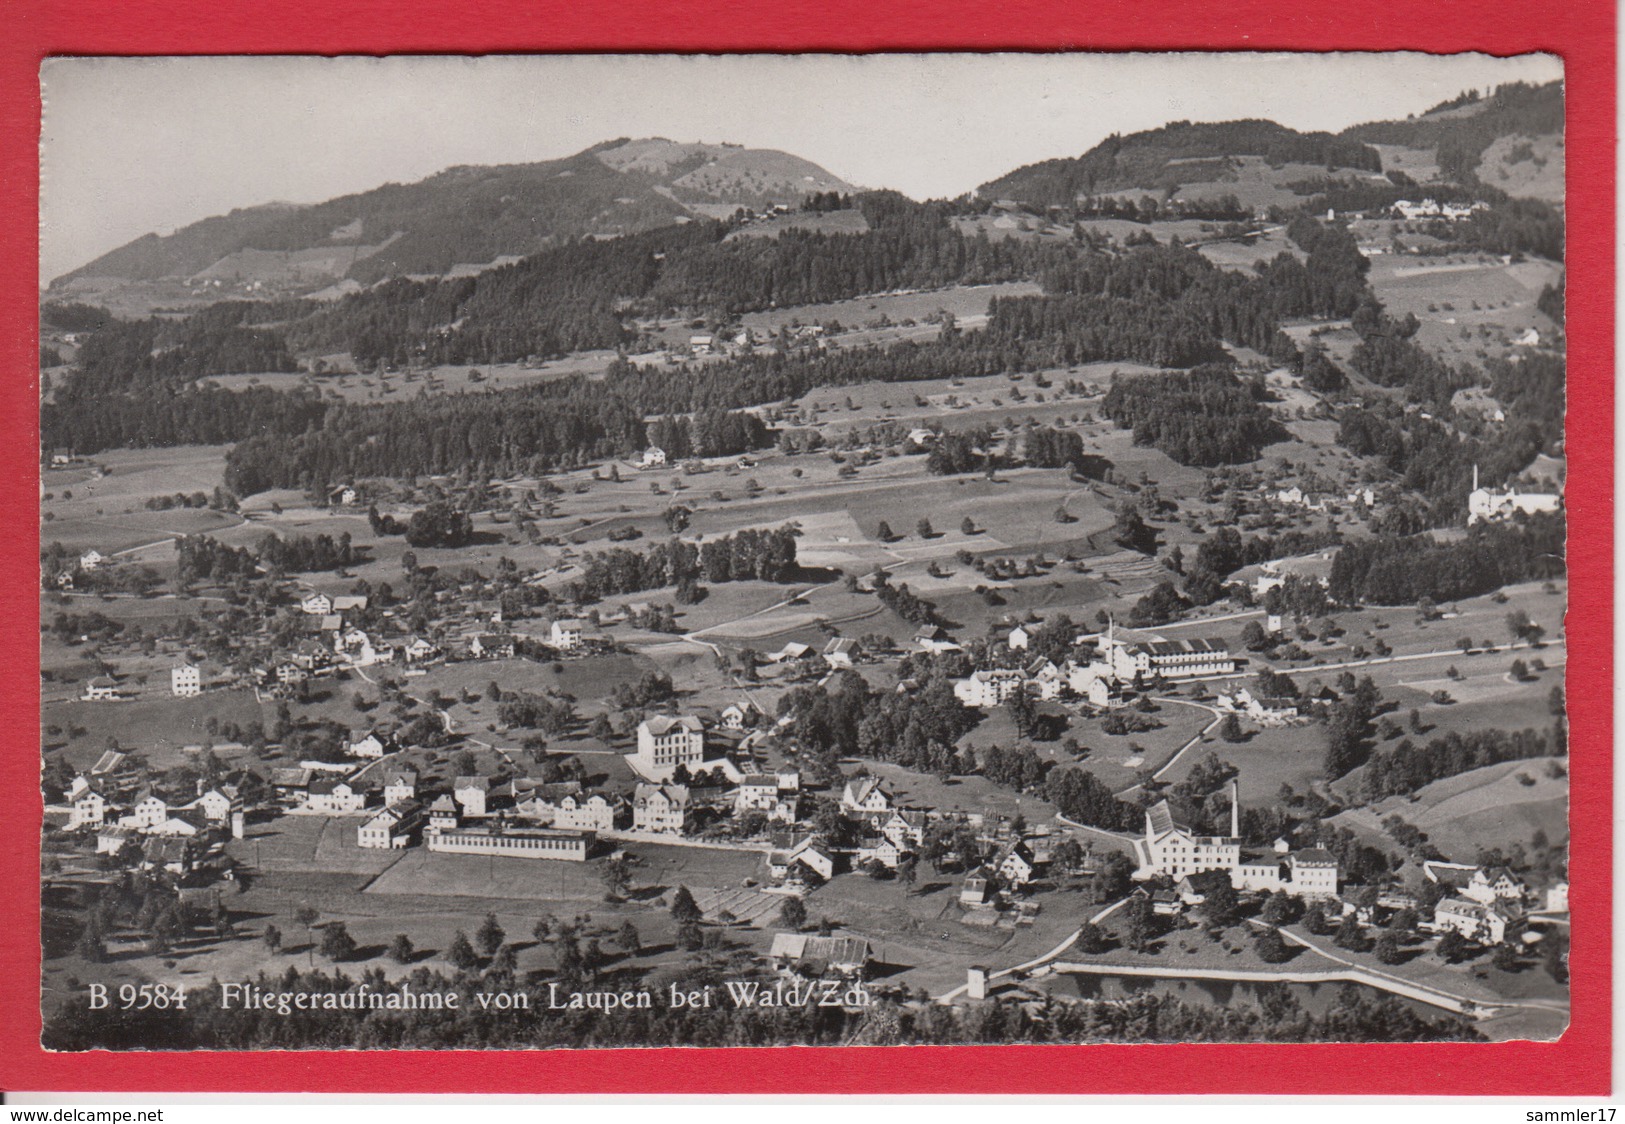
left=996, top=842, right=1037, bottom=887
left=1463, top=867, right=1528, bottom=907
left=1007, top=625, right=1032, bottom=651
left=82, top=676, right=125, bottom=702
left=840, top=777, right=895, bottom=818
left=329, top=484, right=360, bottom=506
left=822, top=637, right=858, bottom=669
left=719, top=700, right=759, bottom=729
left=349, top=731, right=390, bottom=759
left=300, top=593, right=334, bottom=616
left=469, top=633, right=516, bottom=659
left=426, top=825, right=592, bottom=861
left=768, top=932, right=871, bottom=979
left=634, top=715, right=706, bottom=780
left=641, top=447, right=668, bottom=468
left=79, top=549, right=107, bottom=571
left=403, top=637, right=443, bottom=664
left=170, top=663, right=202, bottom=698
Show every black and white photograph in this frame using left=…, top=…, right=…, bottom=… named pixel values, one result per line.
left=37, top=52, right=1570, bottom=1052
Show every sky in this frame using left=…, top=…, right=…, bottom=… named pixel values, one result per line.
left=39, top=52, right=1562, bottom=283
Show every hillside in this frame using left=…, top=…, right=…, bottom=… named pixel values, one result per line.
left=51, top=139, right=858, bottom=296
left=978, top=119, right=1384, bottom=209
left=979, top=82, right=1564, bottom=211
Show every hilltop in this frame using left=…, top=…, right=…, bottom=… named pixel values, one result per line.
left=50, top=138, right=859, bottom=299
left=979, top=81, right=1563, bottom=211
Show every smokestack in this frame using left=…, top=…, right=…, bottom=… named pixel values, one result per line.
left=1230, top=778, right=1240, bottom=840
left=1473, top=464, right=1479, bottom=492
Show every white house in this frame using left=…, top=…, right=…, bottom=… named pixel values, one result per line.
left=553, top=792, right=620, bottom=833
left=840, top=777, right=895, bottom=818
left=641, top=447, right=668, bottom=468
left=300, top=593, right=334, bottom=616
left=82, top=676, right=125, bottom=702
left=719, top=700, right=758, bottom=729
left=1463, top=867, right=1528, bottom=907
left=734, top=775, right=782, bottom=814
left=358, top=803, right=422, bottom=849
left=453, top=776, right=490, bottom=818
left=305, top=779, right=367, bottom=815
left=349, top=731, right=390, bottom=759
left=194, top=787, right=240, bottom=823
left=383, top=771, right=418, bottom=806
left=69, top=786, right=108, bottom=829
left=633, top=783, right=690, bottom=834
left=996, top=842, right=1037, bottom=887
left=1231, top=849, right=1340, bottom=898
left=1007, top=625, right=1032, bottom=651
left=635, top=715, right=706, bottom=780
left=403, top=637, right=442, bottom=664
left=128, top=792, right=169, bottom=831
left=79, top=549, right=107, bottom=571
left=550, top=619, right=586, bottom=651
left=952, top=668, right=1027, bottom=708
left=1026, top=659, right=1068, bottom=700
left=170, top=663, right=202, bottom=698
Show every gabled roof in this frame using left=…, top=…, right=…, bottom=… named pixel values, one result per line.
left=1145, top=800, right=1176, bottom=837
left=453, top=775, right=490, bottom=792
left=641, top=714, right=704, bottom=736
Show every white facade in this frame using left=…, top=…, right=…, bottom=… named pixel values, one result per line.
left=170, top=664, right=202, bottom=698
left=550, top=619, right=585, bottom=650
left=953, top=669, right=1027, bottom=708
left=633, top=784, right=689, bottom=834
left=635, top=715, right=706, bottom=779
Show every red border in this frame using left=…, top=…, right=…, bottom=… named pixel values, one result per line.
left=1, top=0, right=1612, bottom=1095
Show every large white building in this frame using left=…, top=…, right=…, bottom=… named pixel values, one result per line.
left=1138, top=799, right=1241, bottom=880
left=1467, top=467, right=1561, bottom=526
left=1108, top=636, right=1239, bottom=681
left=633, top=784, right=690, bottom=834
left=635, top=715, right=706, bottom=779
left=1136, top=782, right=1338, bottom=898
left=426, top=825, right=592, bottom=861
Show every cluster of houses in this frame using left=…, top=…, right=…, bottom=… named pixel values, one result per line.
left=53, top=760, right=243, bottom=877
left=1128, top=786, right=1565, bottom=952
left=951, top=624, right=1242, bottom=711
left=1272, top=485, right=1377, bottom=514
left=53, top=547, right=112, bottom=591
left=1420, top=860, right=1566, bottom=946
left=1391, top=198, right=1490, bottom=222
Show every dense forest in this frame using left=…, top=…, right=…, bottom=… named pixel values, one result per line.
left=1359, top=726, right=1561, bottom=803
left=1100, top=365, right=1287, bottom=466
left=1327, top=513, right=1565, bottom=605
left=566, top=527, right=801, bottom=603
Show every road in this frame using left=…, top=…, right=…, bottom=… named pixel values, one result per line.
left=934, top=896, right=1131, bottom=1003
